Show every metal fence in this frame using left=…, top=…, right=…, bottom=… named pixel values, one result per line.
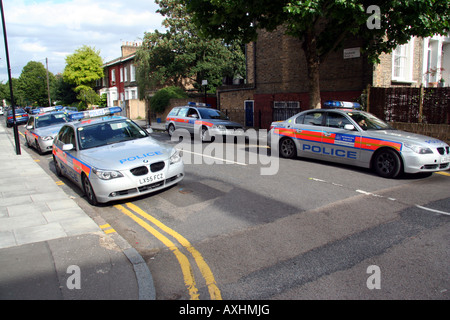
left=272, top=101, right=301, bottom=121
left=369, top=86, right=450, bottom=125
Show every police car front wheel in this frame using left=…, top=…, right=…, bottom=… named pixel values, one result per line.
left=53, top=156, right=62, bottom=177
left=373, top=149, right=402, bottom=178
left=82, top=175, right=99, bottom=206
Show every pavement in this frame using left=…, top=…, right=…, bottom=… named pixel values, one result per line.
left=0, top=118, right=160, bottom=300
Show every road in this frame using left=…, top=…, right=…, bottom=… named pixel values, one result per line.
left=8, top=122, right=450, bottom=300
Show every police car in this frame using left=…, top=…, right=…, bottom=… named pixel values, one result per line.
left=25, top=109, right=68, bottom=154
left=268, top=101, right=450, bottom=178
left=165, top=102, right=245, bottom=141
left=52, top=107, right=184, bottom=205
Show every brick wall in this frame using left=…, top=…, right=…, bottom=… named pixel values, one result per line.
left=253, top=27, right=370, bottom=94
left=373, top=37, right=424, bottom=87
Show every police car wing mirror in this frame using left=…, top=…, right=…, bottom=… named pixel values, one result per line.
left=146, top=128, right=153, bottom=134
left=190, top=114, right=199, bottom=119
left=62, top=143, right=74, bottom=151
left=344, top=124, right=355, bottom=131
left=26, top=125, right=33, bottom=130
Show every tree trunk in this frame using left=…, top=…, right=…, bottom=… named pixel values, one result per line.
left=303, top=31, right=321, bottom=109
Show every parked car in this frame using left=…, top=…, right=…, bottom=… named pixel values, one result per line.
left=53, top=107, right=184, bottom=205
left=5, top=108, right=29, bottom=127
left=24, top=111, right=69, bottom=154
left=165, top=102, right=245, bottom=141
left=268, top=100, right=450, bottom=178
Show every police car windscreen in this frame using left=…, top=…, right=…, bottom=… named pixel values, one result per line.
left=348, top=112, right=393, bottom=131
left=198, top=108, right=228, bottom=120
left=78, top=120, right=148, bottom=150
left=36, top=114, right=68, bottom=128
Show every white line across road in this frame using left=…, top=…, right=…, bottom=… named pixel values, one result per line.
left=415, top=205, right=450, bottom=216
left=179, top=149, right=248, bottom=166
left=310, top=177, right=450, bottom=217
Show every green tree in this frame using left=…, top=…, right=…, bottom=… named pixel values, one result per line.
left=63, top=45, right=104, bottom=109
left=185, top=0, right=450, bottom=108
left=150, top=86, right=188, bottom=114
left=135, top=0, right=245, bottom=99
left=52, top=74, right=78, bottom=106
left=17, top=61, right=54, bottom=107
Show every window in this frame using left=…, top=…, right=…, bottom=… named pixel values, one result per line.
left=177, top=107, right=188, bottom=117
left=392, top=39, right=414, bottom=82
left=58, top=126, right=76, bottom=146
left=124, top=67, right=128, bottom=82
left=120, top=68, right=124, bottom=82
left=273, top=101, right=301, bottom=121
left=303, top=112, right=324, bottom=126
left=111, top=69, right=116, bottom=84
left=168, top=107, right=180, bottom=116
left=130, top=64, right=136, bottom=82
left=325, top=113, right=351, bottom=129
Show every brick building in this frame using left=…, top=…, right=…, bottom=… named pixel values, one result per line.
left=218, top=28, right=450, bottom=129
left=97, top=42, right=146, bottom=120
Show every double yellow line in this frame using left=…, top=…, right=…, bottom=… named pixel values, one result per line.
left=114, top=202, right=222, bottom=300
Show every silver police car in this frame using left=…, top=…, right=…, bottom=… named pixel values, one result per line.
left=25, top=110, right=68, bottom=154
left=52, top=107, right=184, bottom=205
left=268, top=101, right=450, bottom=178
left=165, top=102, right=245, bottom=141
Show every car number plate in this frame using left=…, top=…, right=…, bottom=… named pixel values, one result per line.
left=441, top=156, right=450, bottom=163
left=138, top=173, right=165, bottom=185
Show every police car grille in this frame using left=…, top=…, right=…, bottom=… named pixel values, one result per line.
left=150, top=161, right=165, bottom=172
left=130, top=166, right=149, bottom=176
left=437, top=147, right=445, bottom=155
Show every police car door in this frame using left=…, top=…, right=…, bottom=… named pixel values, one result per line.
left=186, top=107, right=200, bottom=134
left=322, top=111, right=360, bottom=165
left=175, top=107, right=189, bottom=132
left=294, top=110, right=326, bottom=159
left=55, top=126, right=81, bottom=185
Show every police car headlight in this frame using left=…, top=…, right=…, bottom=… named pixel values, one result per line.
left=93, top=168, right=124, bottom=180
left=170, top=150, right=181, bottom=164
left=42, top=136, right=54, bottom=141
left=212, top=124, right=226, bottom=130
left=404, top=143, right=433, bottom=154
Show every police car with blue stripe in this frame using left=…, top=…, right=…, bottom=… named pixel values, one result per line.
left=268, top=101, right=450, bottom=178
left=165, top=102, right=245, bottom=141
left=25, top=108, right=69, bottom=154
left=52, top=107, right=184, bottom=205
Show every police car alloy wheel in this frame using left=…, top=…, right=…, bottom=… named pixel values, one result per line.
left=53, top=155, right=62, bottom=177
left=82, top=175, right=98, bottom=206
left=373, top=148, right=402, bottom=178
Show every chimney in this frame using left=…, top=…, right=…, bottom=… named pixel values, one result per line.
left=121, top=41, right=141, bottom=57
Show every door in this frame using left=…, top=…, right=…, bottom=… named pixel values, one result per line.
left=290, top=110, right=325, bottom=159
left=245, top=100, right=254, bottom=127
left=322, top=111, right=361, bottom=164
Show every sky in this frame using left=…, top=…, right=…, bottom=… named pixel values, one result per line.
left=0, top=0, right=164, bottom=83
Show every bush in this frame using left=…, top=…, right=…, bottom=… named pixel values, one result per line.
left=150, top=86, right=187, bottom=114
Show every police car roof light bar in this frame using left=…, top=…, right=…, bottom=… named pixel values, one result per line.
left=324, top=100, right=361, bottom=109
left=188, top=102, right=211, bottom=107
left=69, top=106, right=123, bottom=121
left=31, top=106, right=58, bottom=114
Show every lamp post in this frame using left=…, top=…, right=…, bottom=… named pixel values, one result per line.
left=202, top=80, right=208, bottom=104
left=1, top=0, right=20, bottom=155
